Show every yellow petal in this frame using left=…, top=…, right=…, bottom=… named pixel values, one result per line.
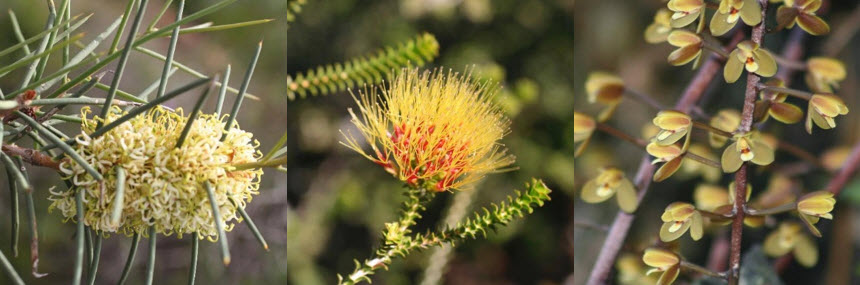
left=654, top=157, right=684, bottom=182
left=694, top=184, right=730, bottom=211
left=643, top=248, right=680, bottom=268
left=750, top=140, right=775, bottom=166
left=807, top=57, right=846, bottom=81
left=753, top=49, right=777, bottom=77
left=739, top=0, right=762, bottom=25
left=776, top=6, right=800, bottom=30
left=710, top=10, right=736, bottom=36
left=690, top=211, right=704, bottom=240
left=586, top=72, right=625, bottom=102
left=763, top=227, right=794, bottom=257
left=797, top=13, right=830, bottom=35
left=668, top=45, right=702, bottom=66
left=657, top=265, right=680, bottom=285
left=580, top=179, right=613, bottom=203
left=660, top=221, right=690, bottom=242
left=616, top=178, right=639, bottom=213
left=721, top=142, right=744, bottom=172
left=793, top=234, right=819, bottom=267
left=724, top=49, right=744, bottom=83
left=667, top=30, right=702, bottom=47
left=647, top=143, right=684, bottom=160
left=768, top=102, right=804, bottom=123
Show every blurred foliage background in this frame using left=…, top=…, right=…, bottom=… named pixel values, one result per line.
left=0, top=0, right=287, bottom=284
left=573, top=0, right=859, bottom=284
left=287, top=0, right=573, bottom=284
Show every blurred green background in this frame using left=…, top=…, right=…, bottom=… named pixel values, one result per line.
left=0, top=1, right=287, bottom=284
left=288, top=0, right=573, bottom=284
left=573, top=0, right=859, bottom=284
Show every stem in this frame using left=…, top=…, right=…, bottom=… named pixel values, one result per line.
left=585, top=30, right=747, bottom=285
left=232, top=156, right=287, bottom=171
left=826, top=139, right=860, bottom=194
left=745, top=202, right=796, bottom=216
left=776, top=141, right=824, bottom=169
left=757, top=85, right=813, bottom=100
left=702, top=41, right=730, bottom=59
left=684, top=152, right=722, bottom=169
left=681, top=260, right=727, bottom=279
left=1, top=144, right=61, bottom=170
left=596, top=123, right=648, bottom=148
left=624, top=89, right=666, bottom=111
left=693, top=121, right=733, bottom=137
left=729, top=2, right=767, bottom=284
left=772, top=54, right=807, bottom=70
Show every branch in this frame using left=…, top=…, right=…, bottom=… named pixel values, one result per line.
left=584, top=30, right=746, bottom=285
left=827, top=139, right=860, bottom=194
left=729, top=2, right=768, bottom=284
left=1, top=145, right=60, bottom=170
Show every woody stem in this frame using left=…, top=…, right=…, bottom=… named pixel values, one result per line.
left=693, top=121, right=822, bottom=168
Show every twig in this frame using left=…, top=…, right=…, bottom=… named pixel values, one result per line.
left=826, top=139, right=860, bottom=195
left=1, top=145, right=61, bottom=170
left=728, top=2, right=767, bottom=284
left=625, top=88, right=667, bottom=111
left=584, top=29, right=746, bottom=285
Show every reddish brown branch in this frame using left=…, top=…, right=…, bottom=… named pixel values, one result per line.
left=1, top=145, right=61, bottom=170
left=584, top=31, right=746, bottom=285
left=827, top=139, right=860, bottom=194
left=728, top=2, right=768, bottom=284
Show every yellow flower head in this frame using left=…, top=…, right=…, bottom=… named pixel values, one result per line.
left=659, top=202, right=704, bottom=241
left=806, top=94, right=849, bottom=134
left=645, top=9, right=674, bottom=44
left=585, top=72, right=625, bottom=121
left=721, top=132, right=775, bottom=173
left=711, top=0, right=762, bottom=36
left=778, top=0, right=829, bottom=35
left=642, top=248, right=681, bottom=285
left=805, top=57, right=846, bottom=93
left=724, top=41, right=777, bottom=83
left=343, top=68, right=514, bottom=192
left=49, top=106, right=263, bottom=239
left=763, top=222, right=818, bottom=267
left=667, top=30, right=704, bottom=68
left=574, top=112, right=596, bottom=157
left=580, top=168, right=638, bottom=213
left=667, top=0, right=706, bottom=32
left=651, top=110, right=692, bottom=150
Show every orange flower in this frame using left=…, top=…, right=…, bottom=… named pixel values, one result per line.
left=343, top=68, right=514, bottom=192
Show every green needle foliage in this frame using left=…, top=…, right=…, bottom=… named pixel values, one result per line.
left=337, top=179, right=552, bottom=285
left=287, top=33, right=440, bottom=99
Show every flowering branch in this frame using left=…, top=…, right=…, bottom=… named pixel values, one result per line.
left=729, top=1, right=768, bottom=284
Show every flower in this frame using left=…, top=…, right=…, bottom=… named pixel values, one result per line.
left=666, top=30, right=704, bottom=68
left=667, top=0, right=706, bottom=32
left=796, top=191, right=835, bottom=237
left=821, top=146, right=852, bottom=172
left=642, top=248, right=681, bottom=285
left=647, top=143, right=685, bottom=182
left=805, top=94, right=849, bottom=134
left=645, top=9, right=674, bottom=43
left=721, top=132, right=775, bottom=173
left=755, top=79, right=803, bottom=124
left=708, top=109, right=740, bottom=147
left=49, top=106, right=263, bottom=239
left=710, top=0, right=762, bottom=36
left=574, top=112, right=596, bottom=157
left=342, top=68, right=514, bottom=192
left=763, top=222, right=818, bottom=267
left=805, top=57, right=846, bottom=93
left=777, top=0, right=829, bottom=35
left=651, top=110, right=692, bottom=150
left=585, top=72, right=625, bottom=121
left=694, top=184, right=730, bottom=211
left=659, top=202, right=704, bottom=241
left=724, top=40, right=777, bottom=83
left=617, top=253, right=658, bottom=285
left=750, top=174, right=797, bottom=210
left=580, top=168, right=639, bottom=213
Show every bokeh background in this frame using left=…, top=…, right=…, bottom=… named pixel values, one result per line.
left=288, top=0, right=573, bottom=284
left=0, top=1, right=287, bottom=284
left=573, top=0, right=859, bottom=284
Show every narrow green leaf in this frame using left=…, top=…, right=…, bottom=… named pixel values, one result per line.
left=146, top=0, right=174, bottom=32
left=144, top=226, right=157, bottom=285
left=215, top=65, right=231, bottom=115
left=188, top=233, right=199, bottom=285
left=0, top=249, right=24, bottom=285
left=221, top=41, right=262, bottom=142
left=177, top=19, right=273, bottom=35
left=73, top=187, right=85, bottom=285
left=117, top=233, right=140, bottom=285
left=30, top=97, right=141, bottom=107
left=139, top=67, right=178, bottom=101
left=0, top=12, right=86, bottom=58
left=262, top=131, right=288, bottom=161
left=205, top=181, right=231, bottom=265
left=34, top=1, right=62, bottom=82
left=156, top=0, right=184, bottom=99
left=135, top=47, right=259, bottom=100
left=111, top=0, right=137, bottom=53
left=111, top=166, right=126, bottom=226
left=230, top=198, right=268, bottom=251
left=86, top=232, right=102, bottom=285
left=176, top=76, right=215, bottom=148
left=100, top=0, right=150, bottom=128
left=0, top=33, right=85, bottom=78
left=14, top=110, right=103, bottom=180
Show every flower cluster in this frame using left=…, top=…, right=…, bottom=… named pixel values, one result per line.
left=342, top=68, right=514, bottom=192
left=49, top=106, right=263, bottom=239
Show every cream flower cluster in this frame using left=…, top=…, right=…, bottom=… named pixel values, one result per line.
left=49, top=106, right=263, bottom=240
